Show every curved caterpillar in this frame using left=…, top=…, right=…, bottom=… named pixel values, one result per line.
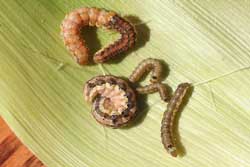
left=161, top=83, right=190, bottom=157
left=136, top=83, right=169, bottom=102
left=61, top=7, right=136, bottom=65
left=129, top=58, right=163, bottom=83
left=83, top=75, right=137, bottom=128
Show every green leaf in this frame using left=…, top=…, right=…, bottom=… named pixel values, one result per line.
left=1, top=0, right=250, bottom=166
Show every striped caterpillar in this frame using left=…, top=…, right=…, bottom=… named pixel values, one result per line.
left=161, top=83, right=191, bottom=157
left=60, top=7, right=136, bottom=65
left=84, top=75, right=137, bottom=128
left=136, top=83, right=169, bottom=102
left=129, top=58, right=163, bottom=83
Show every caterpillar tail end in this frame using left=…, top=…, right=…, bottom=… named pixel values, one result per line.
left=73, top=55, right=89, bottom=65
left=168, top=147, right=178, bottom=157
left=93, top=56, right=104, bottom=63
left=170, top=150, right=177, bottom=157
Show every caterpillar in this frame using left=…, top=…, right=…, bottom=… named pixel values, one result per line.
left=136, top=83, right=169, bottom=102
left=83, top=75, right=137, bottom=128
left=129, top=58, right=163, bottom=84
left=60, top=7, right=136, bottom=65
left=161, top=83, right=191, bottom=157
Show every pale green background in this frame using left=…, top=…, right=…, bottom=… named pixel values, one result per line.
left=1, top=0, right=250, bottom=167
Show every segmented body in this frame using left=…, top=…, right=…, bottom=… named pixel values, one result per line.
left=61, top=7, right=136, bottom=65
left=84, top=75, right=137, bottom=128
left=129, top=58, right=163, bottom=83
left=161, top=83, right=190, bottom=157
left=136, top=83, right=168, bottom=102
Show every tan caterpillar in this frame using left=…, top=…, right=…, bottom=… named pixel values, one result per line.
left=61, top=7, right=136, bottom=65
left=129, top=58, right=163, bottom=83
left=161, top=83, right=191, bottom=157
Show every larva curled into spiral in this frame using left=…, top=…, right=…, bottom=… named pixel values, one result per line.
left=136, top=83, right=169, bottom=102
left=61, top=7, right=136, bottom=65
left=161, top=83, right=191, bottom=157
left=129, top=58, right=163, bottom=84
left=83, top=75, right=137, bottom=128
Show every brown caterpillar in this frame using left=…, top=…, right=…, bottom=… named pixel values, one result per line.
left=136, top=83, right=169, bottom=102
left=129, top=58, right=163, bottom=83
left=61, top=7, right=136, bottom=65
left=83, top=75, right=137, bottom=128
left=161, top=83, right=191, bottom=157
